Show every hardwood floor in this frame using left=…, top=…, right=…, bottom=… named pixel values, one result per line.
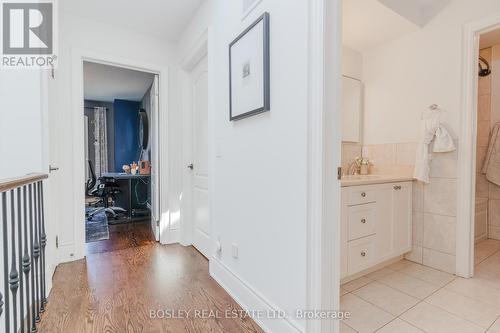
left=86, top=220, right=156, bottom=255
left=39, top=230, right=265, bottom=332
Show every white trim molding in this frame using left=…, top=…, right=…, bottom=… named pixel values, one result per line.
left=457, top=12, right=500, bottom=278
left=69, top=49, right=171, bottom=259
left=210, top=257, right=304, bottom=333
left=307, top=0, right=342, bottom=332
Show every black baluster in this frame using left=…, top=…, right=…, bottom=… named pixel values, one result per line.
left=39, top=182, right=47, bottom=308
left=33, top=182, right=41, bottom=324
left=2, top=191, right=9, bottom=333
left=23, top=186, right=32, bottom=333
left=10, top=190, right=20, bottom=333
left=37, top=182, right=45, bottom=313
left=18, top=187, right=25, bottom=333
left=29, top=184, right=37, bottom=333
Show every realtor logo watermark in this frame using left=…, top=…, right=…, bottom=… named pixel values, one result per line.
left=1, top=0, right=57, bottom=68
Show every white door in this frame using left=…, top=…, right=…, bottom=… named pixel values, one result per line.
left=190, top=56, right=210, bottom=258
left=150, top=75, right=160, bottom=241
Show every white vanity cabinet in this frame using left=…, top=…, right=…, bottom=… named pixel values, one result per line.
left=341, top=181, right=412, bottom=279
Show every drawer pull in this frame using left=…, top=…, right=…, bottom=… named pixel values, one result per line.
left=360, top=251, right=366, bottom=257
left=361, top=192, right=367, bottom=197
left=361, top=218, right=366, bottom=224
left=393, top=185, right=402, bottom=190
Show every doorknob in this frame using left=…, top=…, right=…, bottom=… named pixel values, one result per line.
left=187, top=163, right=194, bottom=170
left=49, top=165, right=59, bottom=173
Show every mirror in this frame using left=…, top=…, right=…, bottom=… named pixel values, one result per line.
left=342, top=76, right=362, bottom=143
left=138, top=109, right=149, bottom=150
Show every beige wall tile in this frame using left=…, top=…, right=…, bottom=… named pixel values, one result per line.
left=405, top=246, right=423, bottom=264
left=422, top=248, right=456, bottom=274
left=396, top=143, right=417, bottom=166
left=477, top=174, right=490, bottom=198
left=489, top=200, right=500, bottom=227
left=412, top=212, right=423, bottom=246
left=490, top=183, right=500, bottom=199
left=423, top=213, right=456, bottom=255
left=424, top=178, right=457, bottom=217
left=363, top=144, right=397, bottom=166
left=478, top=94, right=492, bottom=122
left=489, top=225, right=500, bottom=241
left=412, top=181, right=424, bottom=212
left=429, top=157, right=457, bottom=178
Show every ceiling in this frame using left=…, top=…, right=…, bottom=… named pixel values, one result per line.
left=84, top=62, right=155, bottom=103
left=62, top=0, right=204, bottom=42
left=343, top=0, right=451, bottom=52
left=480, top=28, right=500, bottom=49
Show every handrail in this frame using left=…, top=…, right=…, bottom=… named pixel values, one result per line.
left=0, top=173, right=48, bottom=192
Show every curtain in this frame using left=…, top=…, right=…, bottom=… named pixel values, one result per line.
left=93, top=107, right=108, bottom=177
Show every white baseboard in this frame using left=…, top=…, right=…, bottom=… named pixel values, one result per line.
left=209, top=257, right=305, bottom=333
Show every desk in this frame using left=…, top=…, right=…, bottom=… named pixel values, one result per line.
left=102, top=172, right=151, bottom=224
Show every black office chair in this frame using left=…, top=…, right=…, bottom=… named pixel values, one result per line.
left=86, top=160, right=97, bottom=198
left=85, top=161, right=126, bottom=219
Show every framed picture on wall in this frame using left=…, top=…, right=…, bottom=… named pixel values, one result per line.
left=229, top=12, right=270, bottom=121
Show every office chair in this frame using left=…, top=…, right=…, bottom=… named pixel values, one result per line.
left=85, top=161, right=126, bottom=220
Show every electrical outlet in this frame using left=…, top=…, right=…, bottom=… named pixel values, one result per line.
left=232, top=243, right=239, bottom=259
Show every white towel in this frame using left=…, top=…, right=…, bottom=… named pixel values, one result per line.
left=482, top=123, right=500, bottom=186
left=414, top=116, right=456, bottom=183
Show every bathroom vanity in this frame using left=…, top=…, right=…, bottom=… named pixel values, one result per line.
left=341, top=175, right=412, bottom=280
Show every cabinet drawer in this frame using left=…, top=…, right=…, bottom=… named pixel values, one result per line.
left=348, top=235, right=375, bottom=275
left=348, top=188, right=376, bottom=206
left=348, top=203, right=376, bottom=241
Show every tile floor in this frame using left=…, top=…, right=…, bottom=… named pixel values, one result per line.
left=340, top=239, right=500, bottom=333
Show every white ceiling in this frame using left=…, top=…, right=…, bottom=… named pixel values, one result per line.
left=343, top=0, right=451, bottom=52
left=378, top=0, right=451, bottom=27
left=84, top=62, right=155, bottom=102
left=480, top=28, right=500, bottom=49
left=62, top=0, right=204, bottom=42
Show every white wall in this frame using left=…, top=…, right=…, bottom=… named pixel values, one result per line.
left=178, top=1, right=310, bottom=332
left=51, top=6, right=181, bottom=261
left=342, top=46, right=362, bottom=79
left=0, top=70, right=45, bottom=178
left=362, top=0, right=500, bottom=145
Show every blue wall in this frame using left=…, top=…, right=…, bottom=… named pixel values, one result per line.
left=113, top=99, right=140, bottom=171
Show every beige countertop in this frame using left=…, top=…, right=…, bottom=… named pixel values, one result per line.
left=341, top=174, right=414, bottom=187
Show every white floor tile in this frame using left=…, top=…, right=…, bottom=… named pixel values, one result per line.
left=353, top=281, right=419, bottom=316
left=425, top=288, right=500, bottom=328
left=445, top=277, right=500, bottom=307
left=487, top=317, right=500, bottom=333
left=377, top=271, right=440, bottom=299
left=342, top=276, right=372, bottom=292
left=341, top=322, right=358, bottom=333
left=376, top=319, right=424, bottom=333
left=401, top=302, right=484, bottom=333
left=340, top=294, right=394, bottom=333
left=386, top=260, right=413, bottom=271
left=365, top=267, right=395, bottom=280
left=475, top=239, right=500, bottom=265
left=397, top=261, right=455, bottom=287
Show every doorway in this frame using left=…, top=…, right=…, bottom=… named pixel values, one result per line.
left=458, top=13, right=500, bottom=278
left=82, top=61, right=161, bottom=255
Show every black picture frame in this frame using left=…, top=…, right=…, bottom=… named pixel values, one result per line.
left=229, top=12, right=270, bottom=121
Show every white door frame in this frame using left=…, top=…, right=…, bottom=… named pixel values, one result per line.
left=308, top=0, right=341, bottom=332
left=457, top=12, right=500, bottom=278
left=179, top=29, right=214, bottom=253
left=70, top=49, right=171, bottom=260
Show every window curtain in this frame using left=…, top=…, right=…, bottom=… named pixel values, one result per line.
left=93, top=107, right=108, bottom=177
